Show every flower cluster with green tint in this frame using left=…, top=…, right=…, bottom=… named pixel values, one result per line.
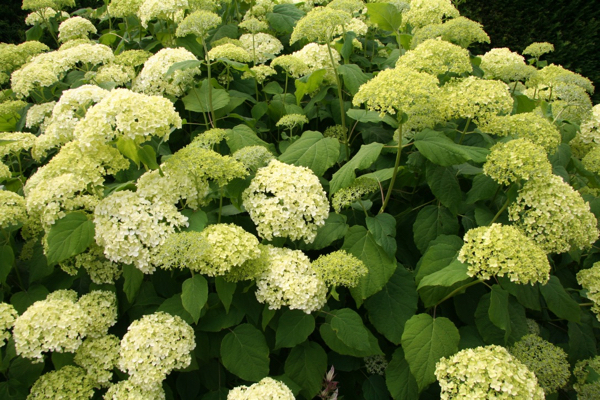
left=22, top=0, right=75, bottom=11
left=290, top=7, right=351, bottom=44
left=74, top=335, right=120, bottom=388
left=27, top=365, right=96, bottom=400
left=58, top=16, right=97, bottom=42
left=574, top=356, right=600, bottom=400
left=242, top=160, right=329, bottom=243
left=403, top=0, right=459, bottom=29
left=77, top=290, right=118, bottom=338
left=483, top=139, right=552, bottom=185
left=577, top=262, right=600, bottom=322
left=208, top=43, right=252, bottom=62
left=312, top=250, right=367, bottom=288
left=155, top=231, right=209, bottom=272
left=364, top=355, right=388, bottom=375
left=435, top=345, right=545, bottom=399
left=523, top=42, right=555, bottom=58
left=479, top=48, right=535, bottom=83
left=510, top=334, right=570, bottom=394
left=240, top=32, right=283, bottom=64
left=0, top=303, right=17, bottom=347
left=332, top=176, right=379, bottom=212
left=227, top=377, right=294, bottom=400
left=396, top=39, right=472, bottom=77
left=176, top=10, right=221, bottom=38
left=458, top=223, right=551, bottom=284
left=0, top=190, right=27, bottom=229
left=232, top=145, right=275, bottom=172
left=104, top=380, right=165, bottom=400
left=410, top=16, right=490, bottom=49
left=137, top=0, right=186, bottom=28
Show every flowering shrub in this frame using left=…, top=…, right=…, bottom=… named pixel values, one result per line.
left=0, top=0, right=599, bottom=398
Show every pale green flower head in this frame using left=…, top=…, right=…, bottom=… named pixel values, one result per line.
left=326, top=0, right=365, bottom=15
left=58, top=17, right=97, bottom=42
left=397, top=38, right=472, bottom=77
left=0, top=162, right=9, bottom=181
left=411, top=16, right=490, bottom=49
left=364, top=355, right=388, bottom=375
left=0, top=302, right=18, bottom=347
left=271, top=54, right=310, bottom=78
left=104, top=380, right=165, bottom=400
left=276, top=113, right=308, bottom=129
left=89, top=63, right=136, bottom=86
left=577, top=262, right=600, bottom=322
left=483, top=138, right=552, bottom=185
left=480, top=112, right=561, bottom=153
left=208, top=43, right=252, bottom=62
left=435, top=345, right=545, bottom=399
left=239, top=17, right=269, bottom=33
left=155, top=231, right=210, bottom=272
left=137, top=0, right=188, bottom=28
left=74, top=335, right=120, bottom=388
left=290, top=43, right=341, bottom=83
left=26, top=101, right=55, bottom=129
left=242, top=65, right=276, bottom=84
left=22, top=0, right=75, bottom=11
left=333, top=17, right=368, bottom=38
left=176, top=10, right=221, bottom=38
left=108, top=0, right=144, bottom=18
left=77, top=291, right=118, bottom=338
left=232, top=145, right=275, bottom=172
left=528, top=64, right=595, bottom=94
left=523, top=42, right=554, bottom=59
left=0, top=41, right=49, bottom=76
left=458, top=223, right=551, bottom=285
left=0, top=100, right=27, bottom=120
left=583, top=146, right=600, bottom=174
left=192, top=127, right=227, bottom=148
left=510, top=334, right=570, bottom=394
left=118, top=312, right=195, bottom=385
left=568, top=103, right=600, bottom=157
left=243, top=159, right=330, bottom=243
left=75, top=244, right=122, bottom=285
left=332, top=175, right=378, bottom=212
left=403, top=0, right=459, bottom=30
left=25, top=8, right=69, bottom=25
left=0, top=132, right=36, bottom=158
left=508, top=173, right=599, bottom=254
left=480, top=47, right=536, bottom=83
left=255, top=245, right=327, bottom=313
left=240, top=32, right=283, bottom=64
left=574, top=356, right=600, bottom=400
left=228, top=377, right=295, bottom=400
left=244, top=0, right=276, bottom=20
left=324, top=124, right=347, bottom=141
left=312, top=249, right=367, bottom=288
left=28, top=366, right=96, bottom=400
left=290, top=6, right=352, bottom=44
left=113, top=49, right=152, bottom=67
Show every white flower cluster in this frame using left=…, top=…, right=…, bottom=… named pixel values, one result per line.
left=483, top=138, right=552, bottom=185
left=74, top=335, right=120, bottom=388
left=243, top=160, right=329, bottom=243
left=28, top=365, right=96, bottom=400
left=227, top=377, right=295, bottom=400
left=0, top=302, right=17, bottom=347
left=479, top=47, right=536, bottom=83
left=0, top=190, right=27, bottom=229
left=58, top=16, right=97, bottom=42
left=240, top=33, right=283, bottom=64
left=137, top=0, right=188, bottom=28
left=104, top=380, right=165, bottom=400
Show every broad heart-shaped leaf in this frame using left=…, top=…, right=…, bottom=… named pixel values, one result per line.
left=401, top=314, right=459, bottom=392
left=346, top=109, right=398, bottom=128
left=415, top=234, right=463, bottom=284
left=276, top=310, right=315, bottom=349
left=366, top=213, right=397, bottom=258
left=300, top=213, right=348, bottom=251
left=363, top=375, right=388, bottom=400
left=386, top=347, right=419, bottom=400
left=413, top=129, right=488, bottom=166
left=181, top=275, right=208, bottom=324
left=278, top=130, right=340, bottom=176
left=488, top=284, right=511, bottom=342
left=337, top=64, right=370, bottom=95
left=342, top=226, right=397, bottom=307
left=475, top=292, right=527, bottom=346
left=46, top=212, right=95, bottom=265
left=226, top=124, right=273, bottom=153
left=540, top=275, right=581, bottom=323
left=116, top=137, right=140, bottom=167
left=330, top=308, right=371, bottom=352
left=364, top=266, right=418, bottom=344
left=138, top=145, right=159, bottom=170
left=319, top=323, right=383, bottom=357
left=284, top=341, right=327, bottom=399
left=123, top=264, right=144, bottom=303
left=413, top=205, right=460, bottom=253
left=426, top=164, right=462, bottom=215
left=215, top=277, right=236, bottom=313
left=295, top=69, right=327, bottom=105
left=568, top=317, right=597, bottom=363
left=330, top=142, right=384, bottom=195
left=366, top=3, right=403, bottom=32
left=417, top=259, right=471, bottom=290
left=266, top=4, right=305, bottom=34
left=221, top=323, right=270, bottom=382
left=0, top=245, right=14, bottom=285
left=165, top=59, right=202, bottom=77
left=182, top=79, right=230, bottom=113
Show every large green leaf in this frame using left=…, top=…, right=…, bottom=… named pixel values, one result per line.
left=401, top=314, right=459, bottom=392
left=366, top=213, right=397, bottom=259
left=123, top=264, right=144, bottom=303
left=330, top=142, right=384, bottom=194
left=386, top=348, right=419, bottom=400
left=346, top=109, right=398, bottom=128
left=366, top=3, right=403, bottom=32
left=226, top=124, right=273, bottom=153
left=0, top=245, right=14, bottom=285
left=342, top=226, right=397, bottom=307
left=181, top=275, right=208, bottom=324
left=474, top=292, right=527, bottom=345
left=413, top=129, right=488, bottom=166
left=300, top=213, right=349, bottom=250
left=426, top=164, right=463, bottom=214
left=415, top=235, right=463, bottom=284
left=221, top=324, right=270, bottom=382
left=337, top=64, right=370, bottom=95
left=165, top=60, right=202, bottom=77
left=364, top=266, right=418, bottom=344
left=330, top=308, right=371, bottom=352
left=278, top=130, right=340, bottom=176
left=46, top=212, right=95, bottom=266
left=319, top=323, right=383, bottom=357
left=182, top=79, right=230, bottom=113
left=413, top=205, right=460, bottom=253
left=540, top=275, right=581, bottom=322
left=215, top=277, right=236, bottom=313
left=284, top=341, right=327, bottom=398
left=568, top=318, right=597, bottom=363
left=295, top=69, right=327, bottom=105
left=417, top=259, right=471, bottom=290
left=275, top=310, right=315, bottom=349
left=266, top=4, right=305, bottom=34
left=488, top=284, right=512, bottom=342
left=466, top=174, right=499, bottom=204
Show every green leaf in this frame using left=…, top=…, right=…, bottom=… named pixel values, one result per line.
left=346, top=109, right=398, bottom=128
left=366, top=3, right=402, bottom=32
left=158, top=294, right=194, bottom=325
left=330, top=142, right=384, bottom=194
left=181, top=275, right=208, bottom=324
left=138, top=145, right=159, bottom=170
left=0, top=245, right=14, bottom=285
left=366, top=213, right=397, bottom=259
left=413, top=205, right=459, bottom=253
left=276, top=310, right=315, bottom=349
left=295, top=69, right=327, bottom=105
left=415, top=235, right=463, bottom=283
left=498, top=277, right=541, bottom=311
left=540, top=276, right=581, bottom=322
left=513, top=94, right=537, bottom=114
left=182, top=80, right=230, bottom=113
left=342, top=226, right=397, bottom=307
left=426, top=164, right=462, bottom=214
left=417, top=259, right=470, bottom=290
left=489, top=285, right=511, bottom=341
left=46, top=212, right=95, bottom=265
left=300, top=213, right=349, bottom=250
left=8, top=357, right=44, bottom=387
left=165, top=60, right=202, bottom=77
left=226, top=124, right=273, bottom=153
left=364, top=266, right=418, bottom=344
left=180, top=209, right=208, bottom=232
left=123, top=264, right=144, bottom=303
left=319, top=323, right=383, bottom=357
left=363, top=375, right=388, bottom=400
left=386, top=348, right=419, bottom=400
left=475, top=292, right=527, bottom=345
left=278, top=130, right=340, bottom=176
left=10, top=285, right=49, bottom=314
left=221, top=324, right=270, bottom=382
left=568, top=318, right=597, bottom=363
left=413, top=129, right=488, bottom=166
left=116, top=137, right=140, bottom=167
left=401, top=314, right=459, bottom=392
left=215, top=277, right=236, bottom=313
left=466, top=174, right=499, bottom=204
left=266, top=4, right=305, bottom=34
left=337, top=64, right=370, bottom=95
left=330, top=308, right=371, bottom=352
left=284, top=341, right=327, bottom=398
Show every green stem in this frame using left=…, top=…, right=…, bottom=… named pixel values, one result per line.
left=202, top=39, right=217, bottom=128
left=218, top=190, right=223, bottom=223
left=580, top=302, right=594, bottom=307
left=458, top=117, right=471, bottom=144
left=379, top=123, right=403, bottom=214
left=489, top=196, right=511, bottom=225
left=326, top=42, right=348, bottom=159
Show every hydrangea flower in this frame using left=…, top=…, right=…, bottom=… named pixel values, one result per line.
left=232, top=145, right=275, bottom=172
left=411, top=16, right=490, bottom=49
left=0, top=302, right=18, bottom=347
left=364, top=355, right=388, bottom=376
left=107, top=0, right=144, bottom=18
left=137, top=0, right=187, bottom=28
left=571, top=104, right=600, bottom=157
left=104, top=380, right=165, bottom=400
left=479, top=48, right=536, bottom=83
left=242, top=65, right=276, bottom=84
left=74, top=335, right=120, bottom=387
left=396, top=39, right=472, bottom=77
left=208, top=43, right=252, bottom=62
left=243, top=160, right=329, bottom=243
left=228, top=377, right=294, bottom=400
left=522, top=42, right=555, bottom=58
left=290, top=6, right=352, bottom=44
left=28, top=366, right=96, bottom=399
left=0, top=190, right=27, bottom=229
left=26, top=101, right=55, bottom=129
left=175, top=10, right=221, bottom=38
left=435, top=345, right=545, bottom=399
left=574, top=356, right=600, bottom=400
left=483, top=139, right=552, bottom=185
left=583, top=146, right=600, bottom=174
left=0, top=132, right=36, bottom=158
left=22, top=0, right=75, bottom=11
left=458, top=223, right=551, bottom=285
left=90, top=63, right=136, bottom=86
left=276, top=113, right=309, bottom=130
left=58, top=17, right=97, bottom=42
left=67, top=244, right=122, bottom=284
left=312, top=250, right=367, bottom=288
left=332, top=176, right=379, bottom=212
left=113, top=49, right=152, bottom=67
left=577, top=262, right=600, bottom=322
left=404, top=0, right=459, bottom=29
left=77, top=290, right=118, bottom=338
left=239, top=33, right=283, bottom=64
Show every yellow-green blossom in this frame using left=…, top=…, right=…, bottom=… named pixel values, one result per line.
left=242, top=65, right=276, bottom=84
left=113, top=49, right=152, bottom=67
left=108, top=0, right=144, bottom=18
left=458, top=223, right=551, bottom=284
left=480, top=47, right=536, bottom=83
left=396, top=38, right=472, bottom=77
left=327, top=0, right=365, bottom=14
left=90, top=63, right=136, bottom=86
left=311, top=250, right=367, bottom=288
left=435, top=345, right=544, bottom=399
left=232, top=145, right=275, bottom=172
left=508, top=173, right=599, bottom=253
left=571, top=104, right=600, bottom=157
left=208, top=43, right=252, bottom=62
left=528, top=64, right=595, bottom=94
left=74, top=335, right=120, bottom=388
left=175, top=10, right=221, bottom=38
left=137, top=0, right=187, bottom=28
left=271, top=54, right=310, bottom=78
left=290, top=6, right=352, bottom=44
left=324, top=124, right=347, bottom=141
left=0, top=190, right=27, bottom=229
left=0, top=303, right=17, bottom=347
left=77, top=291, right=118, bottom=338
left=332, top=175, right=379, bottom=212
left=104, top=380, right=165, bottom=400
left=0, top=131, right=36, bottom=158
left=58, top=17, right=97, bottom=42
left=0, top=162, right=9, bottom=180
left=411, top=16, right=490, bottom=49
left=577, top=262, right=600, bottom=322
left=74, top=244, right=122, bottom=284
left=0, top=41, right=49, bottom=79
left=523, top=42, right=554, bottom=59
left=228, top=377, right=295, bottom=400
left=483, top=139, right=552, bottom=185
left=242, top=159, right=330, bottom=243
left=27, top=366, right=96, bottom=400
left=24, top=8, right=69, bottom=25
left=239, top=17, right=269, bottom=33
left=276, top=113, right=308, bottom=129
left=574, top=356, right=600, bottom=400
left=155, top=231, right=210, bottom=272
left=403, top=0, right=459, bottom=29
left=26, top=101, right=55, bottom=129
left=192, top=127, right=227, bottom=148
left=240, top=32, right=283, bottom=64
left=22, top=0, right=75, bottom=11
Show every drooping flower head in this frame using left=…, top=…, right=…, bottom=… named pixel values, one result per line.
left=227, top=377, right=295, bottom=400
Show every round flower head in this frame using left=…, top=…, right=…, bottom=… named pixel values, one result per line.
left=0, top=41, right=49, bottom=82
left=22, top=0, right=75, bottom=11
left=403, top=0, right=459, bottom=29
left=332, top=176, right=379, bottom=213
left=289, top=43, right=341, bottom=83
left=74, top=335, right=120, bottom=387
left=0, top=190, right=27, bottom=229
left=577, top=262, right=600, bottom=322
left=290, top=7, right=352, bottom=44
left=276, top=113, right=308, bottom=130
left=480, top=48, right=536, bottom=83
left=583, top=146, right=600, bottom=174
left=239, top=17, right=269, bottom=34
left=510, top=334, right=570, bottom=394
left=0, top=132, right=36, bottom=158
left=26, top=101, right=55, bottom=129
left=28, top=366, right=96, bottom=400
left=227, top=377, right=294, bottom=400
left=255, top=245, right=327, bottom=313
left=90, top=63, right=136, bottom=86
left=483, top=139, right=552, bottom=185
left=0, top=162, right=9, bottom=181
left=411, top=16, right=490, bottom=49
left=175, top=10, right=221, bottom=38
left=242, top=65, right=276, bottom=84
left=133, top=47, right=200, bottom=97
left=326, top=0, right=365, bottom=14
left=104, top=380, right=165, bottom=400
left=572, top=104, right=600, bottom=157
left=191, top=127, right=227, bottom=149
left=25, top=8, right=69, bottom=26
left=458, top=223, right=551, bottom=285
left=137, top=0, right=187, bottom=28
left=242, top=160, right=330, bottom=243
left=271, top=55, right=310, bottom=79
left=312, top=250, right=367, bottom=288
left=239, top=33, right=283, bottom=64
left=0, top=302, right=18, bottom=347
left=396, top=39, right=472, bottom=77
left=118, top=312, right=195, bottom=385
left=113, top=49, right=152, bottom=67
left=508, top=173, right=599, bottom=254
left=208, top=43, right=252, bottom=63
left=155, top=231, right=210, bottom=272
left=0, top=100, right=27, bottom=119
left=364, top=355, right=388, bottom=376
left=58, top=17, right=97, bottom=42
left=232, top=145, right=275, bottom=172
left=108, top=0, right=144, bottom=18
left=528, top=64, right=595, bottom=94
left=435, top=345, right=544, bottom=399
left=523, top=42, right=555, bottom=59
left=574, top=356, right=600, bottom=400
left=13, top=294, right=90, bottom=362
left=76, top=244, right=122, bottom=285
left=77, top=290, right=118, bottom=338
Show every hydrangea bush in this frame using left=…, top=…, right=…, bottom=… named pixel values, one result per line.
left=0, top=0, right=599, bottom=398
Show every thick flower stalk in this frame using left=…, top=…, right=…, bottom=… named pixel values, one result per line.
left=228, top=377, right=295, bottom=400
